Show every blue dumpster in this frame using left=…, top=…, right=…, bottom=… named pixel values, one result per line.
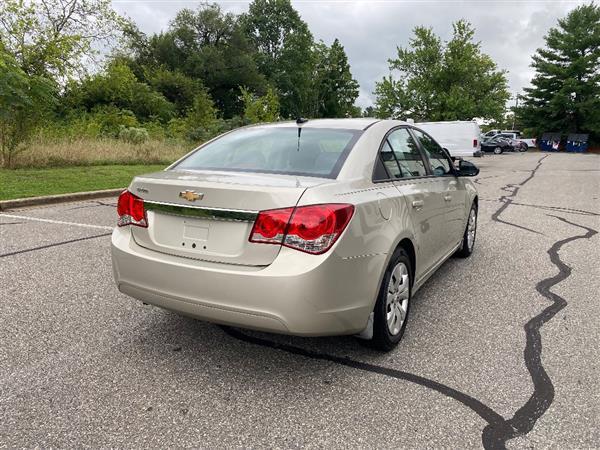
left=539, top=132, right=562, bottom=152
left=566, top=134, right=588, bottom=153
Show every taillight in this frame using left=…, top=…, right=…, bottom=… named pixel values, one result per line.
left=117, top=190, right=148, bottom=227
left=249, top=207, right=294, bottom=243
left=473, top=139, right=478, bottom=148
left=249, top=204, right=354, bottom=255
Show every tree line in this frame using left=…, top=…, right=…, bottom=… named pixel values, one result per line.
left=0, top=0, right=598, bottom=168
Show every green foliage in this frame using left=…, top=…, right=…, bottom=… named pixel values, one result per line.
left=162, top=89, right=220, bottom=142
left=66, top=62, right=175, bottom=122
left=88, top=107, right=139, bottom=137
left=241, top=86, right=280, bottom=123
left=147, top=68, right=205, bottom=115
left=517, top=3, right=600, bottom=142
left=0, top=48, right=56, bottom=167
left=0, top=0, right=130, bottom=80
left=125, top=3, right=266, bottom=118
left=118, top=127, right=150, bottom=145
left=313, top=39, right=360, bottom=117
left=243, top=0, right=316, bottom=118
left=374, top=20, right=510, bottom=122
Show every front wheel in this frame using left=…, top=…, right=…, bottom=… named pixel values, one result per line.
left=519, top=144, right=528, bottom=152
left=456, top=203, right=477, bottom=258
left=371, top=248, right=412, bottom=351
left=493, top=146, right=503, bottom=154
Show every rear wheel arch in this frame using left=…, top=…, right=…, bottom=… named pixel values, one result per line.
left=396, top=238, right=416, bottom=287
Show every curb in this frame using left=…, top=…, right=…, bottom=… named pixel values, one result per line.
left=0, top=188, right=124, bottom=211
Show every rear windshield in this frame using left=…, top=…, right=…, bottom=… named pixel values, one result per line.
left=173, top=127, right=362, bottom=178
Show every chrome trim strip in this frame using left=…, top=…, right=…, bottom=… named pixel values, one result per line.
left=144, top=200, right=257, bottom=222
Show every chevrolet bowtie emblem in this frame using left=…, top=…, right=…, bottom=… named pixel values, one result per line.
left=179, top=190, right=203, bottom=202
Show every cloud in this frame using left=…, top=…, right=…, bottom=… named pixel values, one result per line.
left=111, top=0, right=586, bottom=108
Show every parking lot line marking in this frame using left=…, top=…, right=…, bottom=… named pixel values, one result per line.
left=0, top=213, right=113, bottom=231
left=0, top=232, right=112, bottom=258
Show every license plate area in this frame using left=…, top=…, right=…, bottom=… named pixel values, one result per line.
left=144, top=212, right=253, bottom=257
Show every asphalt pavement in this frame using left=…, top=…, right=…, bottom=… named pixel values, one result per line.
left=1, top=152, right=599, bottom=448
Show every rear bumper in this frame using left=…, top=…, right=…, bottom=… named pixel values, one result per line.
left=111, top=227, right=386, bottom=336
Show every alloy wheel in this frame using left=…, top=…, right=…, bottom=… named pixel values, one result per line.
left=467, top=207, right=477, bottom=251
left=386, top=262, right=410, bottom=335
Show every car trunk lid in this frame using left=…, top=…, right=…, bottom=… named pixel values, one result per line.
left=129, top=170, right=326, bottom=266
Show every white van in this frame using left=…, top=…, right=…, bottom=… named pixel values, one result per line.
left=415, top=121, right=482, bottom=157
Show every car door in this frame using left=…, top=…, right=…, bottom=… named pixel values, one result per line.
left=410, top=128, right=467, bottom=253
left=374, top=127, right=444, bottom=279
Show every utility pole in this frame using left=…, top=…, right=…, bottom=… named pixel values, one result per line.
left=511, top=94, right=519, bottom=130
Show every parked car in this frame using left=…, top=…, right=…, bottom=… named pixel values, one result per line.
left=496, top=136, right=527, bottom=152
left=111, top=119, right=479, bottom=351
left=481, top=137, right=512, bottom=154
left=483, top=130, right=536, bottom=149
left=414, top=120, right=482, bottom=157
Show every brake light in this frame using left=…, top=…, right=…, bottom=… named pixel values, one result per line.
left=117, top=190, right=147, bottom=227
left=249, top=207, right=294, bottom=243
left=473, top=139, right=478, bottom=148
left=249, top=204, right=354, bottom=254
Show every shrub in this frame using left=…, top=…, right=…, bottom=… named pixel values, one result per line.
left=241, top=86, right=280, bottom=124
left=118, top=127, right=149, bottom=145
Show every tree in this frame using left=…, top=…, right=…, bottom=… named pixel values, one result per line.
left=0, top=48, right=56, bottom=167
left=313, top=39, right=360, bottom=118
left=243, top=0, right=316, bottom=118
left=374, top=20, right=510, bottom=122
left=146, top=67, right=207, bottom=115
left=65, top=62, right=175, bottom=123
left=517, top=3, right=600, bottom=141
left=241, top=86, right=280, bottom=123
left=124, top=3, right=266, bottom=118
left=0, top=0, right=129, bottom=81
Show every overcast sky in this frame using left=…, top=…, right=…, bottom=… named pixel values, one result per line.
left=111, top=0, right=586, bottom=109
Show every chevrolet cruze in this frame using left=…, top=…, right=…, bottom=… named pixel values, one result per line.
left=111, top=119, right=479, bottom=350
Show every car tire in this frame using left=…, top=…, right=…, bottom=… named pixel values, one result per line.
left=493, top=146, right=503, bottom=154
left=455, top=203, right=477, bottom=258
left=370, top=247, right=412, bottom=351
left=519, top=144, right=528, bottom=152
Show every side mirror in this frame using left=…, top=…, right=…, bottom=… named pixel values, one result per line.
left=457, top=160, right=479, bottom=177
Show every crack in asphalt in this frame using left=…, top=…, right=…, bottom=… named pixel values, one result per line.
left=479, top=199, right=600, bottom=216
left=0, top=232, right=111, bottom=258
left=222, top=154, right=598, bottom=448
left=490, top=155, right=549, bottom=235
left=221, top=326, right=508, bottom=429
left=64, top=200, right=116, bottom=211
left=509, top=201, right=600, bottom=217
left=481, top=215, right=598, bottom=448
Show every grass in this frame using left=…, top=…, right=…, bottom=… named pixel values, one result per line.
left=8, top=136, right=189, bottom=169
left=0, top=165, right=167, bottom=200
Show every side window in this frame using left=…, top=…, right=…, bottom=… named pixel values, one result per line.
left=380, top=141, right=402, bottom=179
left=373, top=128, right=428, bottom=181
left=412, top=129, right=453, bottom=176
left=387, top=128, right=428, bottom=177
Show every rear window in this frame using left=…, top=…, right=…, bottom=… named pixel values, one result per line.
left=174, top=127, right=362, bottom=178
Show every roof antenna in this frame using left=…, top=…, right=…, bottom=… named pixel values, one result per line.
left=296, top=117, right=308, bottom=152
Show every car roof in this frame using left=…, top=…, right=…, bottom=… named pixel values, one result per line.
left=251, top=118, right=382, bottom=131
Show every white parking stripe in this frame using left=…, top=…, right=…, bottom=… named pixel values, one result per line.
left=0, top=213, right=113, bottom=231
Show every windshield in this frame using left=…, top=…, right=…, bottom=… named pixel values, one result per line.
left=173, top=127, right=362, bottom=178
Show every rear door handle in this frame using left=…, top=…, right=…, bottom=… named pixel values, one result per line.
left=444, top=194, right=452, bottom=202
left=412, top=200, right=424, bottom=209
